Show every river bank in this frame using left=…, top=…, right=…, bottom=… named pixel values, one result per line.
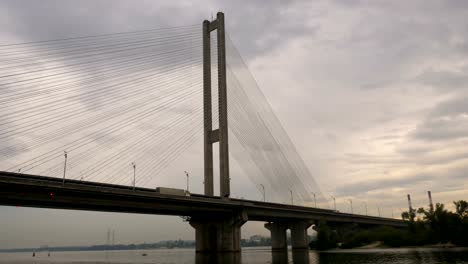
left=354, top=241, right=462, bottom=250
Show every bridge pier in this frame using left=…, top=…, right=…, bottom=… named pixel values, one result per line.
left=290, top=221, right=311, bottom=249
left=265, top=222, right=288, bottom=251
left=265, top=221, right=311, bottom=251
left=190, top=213, right=247, bottom=253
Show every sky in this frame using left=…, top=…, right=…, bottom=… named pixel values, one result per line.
left=1, top=0, right=468, bottom=248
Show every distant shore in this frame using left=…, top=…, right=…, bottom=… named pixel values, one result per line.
left=0, top=236, right=272, bottom=253
left=0, top=241, right=196, bottom=253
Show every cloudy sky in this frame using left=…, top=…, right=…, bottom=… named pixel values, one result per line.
left=1, top=0, right=468, bottom=248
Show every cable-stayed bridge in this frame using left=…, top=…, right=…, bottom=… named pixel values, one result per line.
left=0, top=13, right=404, bottom=253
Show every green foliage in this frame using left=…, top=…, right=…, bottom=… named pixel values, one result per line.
left=339, top=226, right=423, bottom=248
left=340, top=229, right=374, bottom=249
left=401, top=208, right=416, bottom=221
left=408, top=201, right=468, bottom=245
left=454, top=200, right=468, bottom=219
left=338, top=200, right=468, bottom=249
left=310, top=221, right=338, bottom=250
left=401, top=211, right=410, bottom=221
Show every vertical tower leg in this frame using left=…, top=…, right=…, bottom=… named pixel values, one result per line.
left=217, top=12, right=230, bottom=198
left=203, top=20, right=214, bottom=196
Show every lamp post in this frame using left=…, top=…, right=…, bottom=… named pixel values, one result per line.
left=260, top=184, right=265, bottom=202
left=362, top=202, right=368, bottom=216
left=62, top=151, right=68, bottom=186
left=348, top=199, right=353, bottom=214
left=311, top=192, right=317, bottom=208
left=289, top=189, right=293, bottom=205
left=377, top=206, right=381, bottom=217
left=331, top=195, right=336, bottom=211
left=184, top=171, right=189, bottom=192
left=131, top=162, right=136, bottom=190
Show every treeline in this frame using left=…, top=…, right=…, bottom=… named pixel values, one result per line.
left=241, top=236, right=271, bottom=247
left=311, top=200, right=468, bottom=250
left=0, top=240, right=196, bottom=253
left=401, top=200, right=468, bottom=246
left=0, top=235, right=273, bottom=253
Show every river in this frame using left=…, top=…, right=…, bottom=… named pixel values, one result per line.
left=1, top=247, right=467, bottom=263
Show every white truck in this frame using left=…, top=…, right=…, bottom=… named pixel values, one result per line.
left=155, top=187, right=190, bottom=197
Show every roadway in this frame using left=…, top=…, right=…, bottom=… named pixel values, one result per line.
left=0, top=171, right=405, bottom=227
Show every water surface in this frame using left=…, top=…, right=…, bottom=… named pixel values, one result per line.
left=1, top=247, right=467, bottom=263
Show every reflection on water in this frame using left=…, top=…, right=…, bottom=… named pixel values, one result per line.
left=0, top=247, right=467, bottom=264
left=272, top=251, right=289, bottom=264
left=318, top=248, right=468, bottom=264
left=292, top=249, right=310, bottom=264
left=195, top=252, right=241, bottom=264
left=196, top=250, right=311, bottom=264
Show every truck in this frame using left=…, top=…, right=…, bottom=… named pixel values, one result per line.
left=155, top=187, right=190, bottom=197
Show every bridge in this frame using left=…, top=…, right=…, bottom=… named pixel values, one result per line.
left=0, top=12, right=405, bottom=253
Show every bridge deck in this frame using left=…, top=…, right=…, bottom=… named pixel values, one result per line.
left=0, top=172, right=405, bottom=227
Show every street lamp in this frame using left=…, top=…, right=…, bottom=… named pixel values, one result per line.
left=362, top=202, right=368, bottom=216
left=184, top=171, right=189, bottom=192
left=259, top=184, right=265, bottom=202
left=311, top=192, right=317, bottom=208
left=348, top=199, right=353, bottom=214
left=289, top=189, right=293, bottom=205
left=62, top=151, right=68, bottom=186
left=331, top=195, right=336, bottom=211
left=377, top=205, right=381, bottom=217
left=131, top=162, right=136, bottom=190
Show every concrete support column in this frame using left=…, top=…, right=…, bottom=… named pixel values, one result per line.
left=190, top=213, right=246, bottom=253
left=265, top=222, right=287, bottom=251
left=289, top=221, right=311, bottom=249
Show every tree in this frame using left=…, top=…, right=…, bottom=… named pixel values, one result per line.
left=401, top=208, right=416, bottom=221
left=313, top=221, right=338, bottom=250
left=454, top=200, right=468, bottom=219
left=401, top=211, right=410, bottom=220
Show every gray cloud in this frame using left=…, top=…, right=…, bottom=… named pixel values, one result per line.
left=335, top=174, right=429, bottom=196
left=411, top=96, right=468, bottom=141
left=416, top=68, right=468, bottom=92
left=430, top=96, right=468, bottom=117
left=335, top=167, right=468, bottom=197
left=0, top=0, right=319, bottom=62
left=412, top=117, right=468, bottom=141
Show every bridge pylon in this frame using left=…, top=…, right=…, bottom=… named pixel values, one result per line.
left=191, top=12, right=245, bottom=254
left=203, top=12, right=230, bottom=198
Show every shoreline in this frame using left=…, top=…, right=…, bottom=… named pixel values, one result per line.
left=318, top=242, right=467, bottom=251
